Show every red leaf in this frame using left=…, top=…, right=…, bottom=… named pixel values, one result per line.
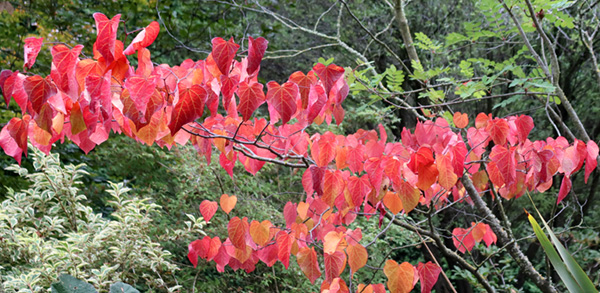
left=452, top=227, right=475, bottom=253
left=489, top=145, right=516, bottom=186
left=211, top=37, right=240, bottom=75
left=86, top=70, right=113, bottom=117
left=206, top=237, right=222, bottom=261
left=311, top=132, right=337, bottom=167
left=246, top=37, right=268, bottom=75
left=307, top=84, right=326, bottom=123
left=486, top=118, right=509, bottom=145
left=124, top=21, right=160, bottom=55
left=168, top=84, right=207, bottom=135
left=324, top=250, right=346, bottom=282
left=237, top=81, right=265, bottom=121
left=258, top=243, right=279, bottom=267
left=219, top=152, right=236, bottom=179
left=297, top=247, right=321, bottom=284
left=199, top=200, right=218, bottom=222
left=124, top=75, right=158, bottom=119
left=188, top=239, right=203, bottom=268
left=23, top=75, right=56, bottom=114
left=561, top=145, right=579, bottom=176
left=188, top=236, right=222, bottom=267
left=283, top=202, right=298, bottom=228
left=585, top=141, right=599, bottom=183
left=515, top=115, right=534, bottom=143
left=347, top=175, right=371, bottom=208
left=313, top=63, right=345, bottom=95
left=482, top=224, right=497, bottom=247
left=23, top=37, right=43, bottom=71
left=220, top=74, right=239, bottom=111
left=228, top=216, right=249, bottom=249
left=276, top=231, right=293, bottom=269
left=408, top=147, right=434, bottom=172
left=93, top=13, right=121, bottom=64
left=417, top=262, right=441, bottom=293
left=50, top=44, right=83, bottom=100
left=310, top=165, right=325, bottom=196
left=0, top=115, right=31, bottom=164
left=289, top=71, right=317, bottom=109
left=557, top=175, right=572, bottom=204
left=347, top=145, right=365, bottom=174
left=266, top=81, right=298, bottom=124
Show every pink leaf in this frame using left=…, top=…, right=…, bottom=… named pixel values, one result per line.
left=23, top=37, right=44, bottom=71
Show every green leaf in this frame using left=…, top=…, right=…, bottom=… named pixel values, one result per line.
left=526, top=192, right=598, bottom=293
left=530, top=210, right=597, bottom=292
left=459, top=60, right=474, bottom=78
left=110, top=282, right=140, bottom=293
left=527, top=212, right=582, bottom=292
left=51, top=274, right=97, bottom=293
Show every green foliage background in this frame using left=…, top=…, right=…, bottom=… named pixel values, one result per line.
left=1, top=0, right=600, bottom=292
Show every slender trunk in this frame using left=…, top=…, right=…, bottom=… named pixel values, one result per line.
left=462, top=175, right=558, bottom=293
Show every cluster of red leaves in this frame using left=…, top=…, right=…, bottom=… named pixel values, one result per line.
left=0, top=13, right=347, bottom=167
left=1, top=13, right=598, bottom=293
left=452, top=222, right=497, bottom=253
left=192, top=193, right=442, bottom=293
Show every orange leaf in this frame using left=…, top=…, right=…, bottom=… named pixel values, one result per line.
left=297, top=202, right=309, bottom=220
left=346, top=244, right=368, bottom=275
left=220, top=194, right=237, bottom=214
left=475, top=113, right=492, bottom=129
left=323, top=231, right=344, bottom=255
left=398, top=181, right=420, bottom=213
left=323, top=170, right=344, bottom=207
left=471, top=222, right=487, bottom=243
left=249, top=220, right=272, bottom=246
left=297, top=247, right=321, bottom=284
left=289, top=70, right=317, bottom=109
left=384, top=260, right=417, bottom=293
left=437, top=153, right=458, bottom=190
left=453, top=112, right=469, bottom=128
left=383, top=191, right=403, bottom=215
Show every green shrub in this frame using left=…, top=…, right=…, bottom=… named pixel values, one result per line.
left=0, top=149, right=202, bottom=292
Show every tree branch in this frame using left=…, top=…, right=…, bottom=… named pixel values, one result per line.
left=461, top=174, right=558, bottom=293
